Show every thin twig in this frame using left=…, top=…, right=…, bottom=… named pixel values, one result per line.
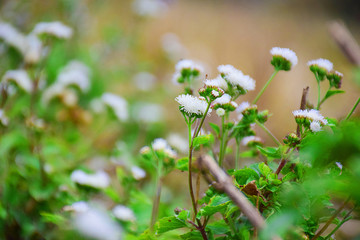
left=297, top=87, right=309, bottom=137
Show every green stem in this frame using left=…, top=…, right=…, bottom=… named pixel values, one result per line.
left=235, top=139, right=240, bottom=170
left=346, top=97, right=360, bottom=120
left=315, top=73, right=321, bottom=110
left=150, top=163, right=162, bottom=231
left=219, top=115, right=226, bottom=167
left=324, top=213, right=353, bottom=240
left=253, top=69, right=279, bottom=104
left=255, top=119, right=281, bottom=146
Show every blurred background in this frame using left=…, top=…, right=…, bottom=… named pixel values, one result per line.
left=1, top=0, right=360, bottom=238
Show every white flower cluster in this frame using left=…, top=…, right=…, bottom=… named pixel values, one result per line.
left=32, top=21, right=73, bottom=39
left=270, top=47, right=298, bottom=68
left=102, top=93, right=129, bottom=121
left=71, top=170, right=110, bottom=189
left=151, top=138, right=177, bottom=158
left=293, top=109, right=327, bottom=132
left=204, top=76, right=228, bottom=91
left=241, top=136, right=263, bottom=146
left=2, top=69, right=33, bottom=93
left=175, top=94, right=211, bottom=117
left=130, top=166, right=146, bottom=180
left=217, top=64, right=255, bottom=91
left=213, top=94, right=237, bottom=107
left=167, top=133, right=188, bottom=153
left=112, top=205, right=136, bottom=221
left=307, top=58, right=333, bottom=73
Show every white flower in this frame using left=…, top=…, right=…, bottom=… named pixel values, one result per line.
left=216, top=108, right=225, bottom=117
left=64, top=201, right=90, bottom=213
left=71, top=170, right=110, bottom=189
left=167, top=133, right=188, bottom=153
left=73, top=207, right=122, bottom=240
left=2, top=69, right=33, bottom=93
left=140, top=146, right=151, bottom=154
left=133, top=103, right=163, bottom=123
left=132, top=0, right=168, bottom=17
left=0, top=22, right=27, bottom=54
left=152, top=138, right=168, bottom=151
left=24, top=34, right=43, bottom=64
left=213, top=94, right=231, bottom=105
left=113, top=205, right=136, bottom=221
left=292, top=109, right=328, bottom=125
left=90, top=98, right=105, bottom=113
left=0, top=109, right=9, bottom=126
left=241, top=136, right=262, bottom=146
left=217, top=65, right=255, bottom=91
left=133, top=72, right=156, bottom=91
left=102, top=93, right=128, bottom=121
left=57, top=61, right=91, bottom=92
left=236, top=101, right=250, bottom=113
left=204, top=75, right=228, bottom=91
left=131, top=166, right=146, bottom=180
left=310, top=121, right=322, bottom=132
left=307, top=58, right=333, bottom=72
left=270, top=47, right=298, bottom=67
left=171, top=72, right=182, bottom=85
left=175, top=59, right=204, bottom=73
left=32, top=21, right=73, bottom=39
left=42, top=82, right=65, bottom=105
left=175, top=94, right=211, bottom=116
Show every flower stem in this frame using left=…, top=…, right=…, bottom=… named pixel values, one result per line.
left=324, top=205, right=355, bottom=240
left=235, top=139, right=240, bottom=170
left=219, top=115, right=227, bottom=167
left=315, top=73, right=321, bottom=110
left=253, top=70, right=279, bottom=104
left=150, top=154, right=163, bottom=231
left=255, top=119, right=281, bottom=146
left=345, top=97, right=360, bottom=120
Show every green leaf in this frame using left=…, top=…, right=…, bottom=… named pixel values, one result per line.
left=206, top=220, right=229, bottom=235
left=155, top=216, right=187, bottom=234
left=177, top=210, right=190, bottom=221
left=256, top=146, right=281, bottom=159
left=193, top=134, right=214, bottom=148
left=197, top=195, right=231, bottom=217
left=180, top=231, right=203, bottom=240
left=176, top=157, right=189, bottom=171
left=259, top=162, right=272, bottom=177
left=323, top=89, right=345, bottom=103
left=282, top=172, right=297, bottom=182
left=104, top=188, right=121, bottom=202
left=234, top=168, right=259, bottom=185
left=209, top=122, right=220, bottom=136
left=40, top=212, right=66, bottom=225
left=239, top=150, right=257, bottom=158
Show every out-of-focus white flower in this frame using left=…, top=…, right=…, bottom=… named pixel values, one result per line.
left=132, top=0, right=168, bottom=17
left=212, top=93, right=238, bottom=110
left=131, top=166, right=146, bottom=180
left=71, top=170, right=110, bottom=189
left=162, top=33, right=187, bottom=59
left=73, top=207, right=122, bottom=240
left=216, top=108, right=225, bottom=117
left=62, top=89, right=79, bottom=107
left=102, top=93, right=128, bottom=121
left=292, top=109, right=328, bottom=125
left=32, top=21, right=73, bottom=39
left=133, top=72, right=156, bottom=91
left=213, top=94, right=231, bottom=105
left=270, top=47, right=298, bottom=69
left=310, top=121, right=322, bottom=132
left=204, top=75, right=228, bottom=91
left=217, top=64, right=255, bottom=91
left=64, top=201, right=90, bottom=213
left=236, top=101, right=251, bottom=114
left=175, top=94, right=211, bottom=116
left=241, top=136, right=263, bottom=146
left=133, top=103, right=163, bottom=123
left=42, top=82, right=64, bottom=105
left=112, top=205, right=136, bottom=221
left=152, top=138, right=168, bottom=151
left=90, top=98, right=105, bottom=113
left=139, top=146, right=151, bottom=154
left=2, top=69, right=33, bottom=93
left=167, top=133, right=188, bottom=153
left=307, top=58, right=333, bottom=73
left=0, top=109, right=9, bottom=126
left=24, top=34, right=43, bottom=64
left=57, top=61, right=91, bottom=92
left=175, top=59, right=204, bottom=73
left=0, top=22, right=27, bottom=53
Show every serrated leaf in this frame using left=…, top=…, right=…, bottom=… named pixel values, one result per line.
left=256, top=146, right=281, bottom=159
left=259, top=162, right=272, bottom=177
left=193, top=134, right=214, bottom=148
left=209, top=122, right=220, bottom=136
left=180, top=231, right=203, bottom=240
left=234, top=168, right=259, bottom=185
left=197, top=195, right=231, bottom=217
left=282, top=172, right=297, bottom=182
left=155, top=216, right=187, bottom=234
left=177, top=210, right=190, bottom=221
left=206, top=220, right=229, bottom=235
left=176, top=157, right=189, bottom=171
left=323, top=89, right=345, bottom=102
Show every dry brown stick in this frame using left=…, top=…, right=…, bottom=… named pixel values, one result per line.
left=198, top=154, right=265, bottom=229
left=296, top=86, right=310, bottom=137
left=328, top=21, right=360, bottom=66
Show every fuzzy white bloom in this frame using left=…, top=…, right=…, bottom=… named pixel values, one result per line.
left=175, top=59, right=204, bottom=73
left=236, top=101, right=250, bottom=113
left=57, top=61, right=91, bottom=92
left=307, top=58, right=333, bottom=72
left=292, top=109, right=328, bottom=125
left=42, top=83, right=64, bottom=105
left=133, top=103, right=163, bottom=123
left=175, top=94, right=211, bottom=116
left=171, top=72, right=182, bottom=85
left=32, top=21, right=73, bottom=39
left=71, top=170, right=110, bottom=189
left=211, top=90, right=219, bottom=97
left=132, top=0, right=168, bottom=17
left=204, top=75, right=228, bottom=91
left=218, top=65, right=255, bottom=91
left=2, top=69, right=33, bottom=93
left=113, top=205, right=136, bottom=221
left=133, top=72, right=156, bottom=91
left=270, top=47, right=298, bottom=67
left=216, top=108, right=225, bottom=117
left=164, top=148, right=177, bottom=159
left=140, top=146, right=151, bottom=154
left=64, top=201, right=90, bottom=213
left=0, top=22, right=27, bottom=53
left=241, top=136, right=262, bottom=146
left=152, top=138, right=168, bottom=151
left=167, top=133, right=188, bottom=153
left=334, top=71, right=343, bottom=78
left=310, top=121, right=322, bottom=132
left=214, top=94, right=231, bottom=105
left=24, top=34, right=43, bottom=64
left=131, top=166, right=146, bottom=180
left=102, top=93, right=128, bottom=121
left=0, top=109, right=9, bottom=126
left=73, top=207, right=122, bottom=240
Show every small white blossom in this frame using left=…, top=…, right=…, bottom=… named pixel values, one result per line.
left=133, top=72, right=156, bottom=91
left=24, top=34, right=43, bottom=64
left=71, top=170, right=110, bottom=189
left=307, top=58, right=333, bottom=72
left=131, top=166, right=146, bottom=180
left=164, top=148, right=177, bottom=159
left=292, top=109, right=328, bottom=125
left=132, top=0, right=168, bottom=17
left=0, top=22, right=27, bottom=54
left=73, top=207, right=122, bottom=240
left=57, top=61, right=91, bottom=92
left=270, top=47, right=298, bottom=68
left=133, top=103, right=163, bottom=123
left=236, top=101, right=250, bottom=113
left=113, top=205, right=136, bottom=221
left=32, top=21, right=73, bottom=39
left=140, top=146, right=151, bottom=154
left=64, top=201, right=90, bottom=213
left=310, top=121, right=322, bottom=132
left=175, top=59, right=204, bottom=73
left=241, top=136, right=262, bottom=146
left=216, top=108, right=225, bottom=117
left=2, top=69, right=33, bottom=93
left=167, top=133, right=188, bottom=153
left=204, top=75, right=228, bottom=91
left=217, top=65, right=255, bottom=91
left=175, top=94, right=211, bottom=116
left=102, top=93, right=128, bottom=121
left=152, top=138, right=168, bottom=151
left=213, top=94, right=231, bottom=105
left=0, top=109, right=9, bottom=126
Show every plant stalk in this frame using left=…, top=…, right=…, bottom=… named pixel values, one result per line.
left=345, top=97, right=360, bottom=120
left=255, top=119, right=281, bottom=146
left=253, top=70, right=279, bottom=104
